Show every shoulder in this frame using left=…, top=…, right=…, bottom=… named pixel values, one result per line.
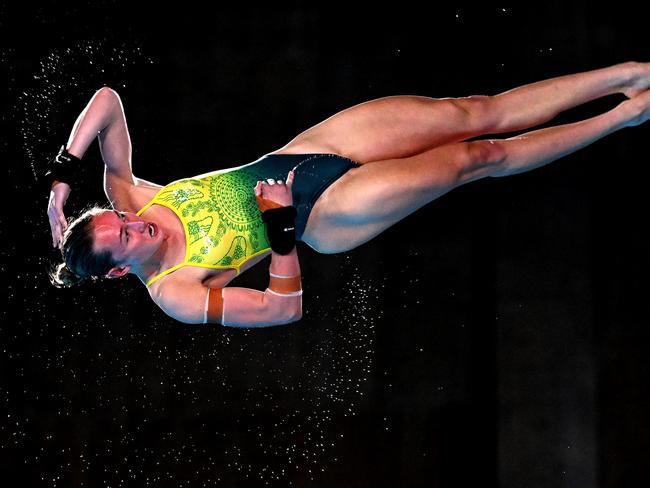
left=148, top=277, right=209, bottom=324
left=105, top=175, right=163, bottom=213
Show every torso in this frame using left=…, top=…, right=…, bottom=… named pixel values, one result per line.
left=137, top=201, right=271, bottom=292
left=106, top=141, right=351, bottom=299
left=106, top=170, right=273, bottom=299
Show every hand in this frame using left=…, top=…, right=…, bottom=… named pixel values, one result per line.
left=254, top=170, right=295, bottom=211
left=47, top=181, right=71, bottom=248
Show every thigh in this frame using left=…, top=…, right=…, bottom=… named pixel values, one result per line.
left=273, top=95, right=493, bottom=164
left=302, top=142, right=475, bottom=253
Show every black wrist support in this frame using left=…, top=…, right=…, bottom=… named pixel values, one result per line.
left=262, top=206, right=297, bottom=255
left=44, top=145, right=82, bottom=188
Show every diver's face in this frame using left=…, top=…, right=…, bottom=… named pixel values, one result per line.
left=92, top=210, right=162, bottom=270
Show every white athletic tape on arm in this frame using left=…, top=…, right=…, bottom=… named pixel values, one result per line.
left=269, top=272, right=299, bottom=279
left=266, top=288, right=303, bottom=297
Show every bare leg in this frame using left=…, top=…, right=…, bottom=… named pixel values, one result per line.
left=486, top=61, right=650, bottom=133
left=302, top=91, right=650, bottom=253
left=275, top=61, right=650, bottom=163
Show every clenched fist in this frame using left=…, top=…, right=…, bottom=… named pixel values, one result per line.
left=254, top=170, right=295, bottom=211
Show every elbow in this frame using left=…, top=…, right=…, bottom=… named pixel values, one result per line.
left=276, top=304, right=302, bottom=325
left=96, top=86, right=121, bottom=101
left=287, top=297, right=303, bottom=323
left=265, top=290, right=302, bottom=325
left=288, top=308, right=302, bottom=324
left=173, top=315, right=202, bottom=326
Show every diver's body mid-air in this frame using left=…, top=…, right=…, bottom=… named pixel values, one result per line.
left=46, top=61, right=650, bottom=326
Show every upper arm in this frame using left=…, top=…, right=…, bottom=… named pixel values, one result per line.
left=97, top=88, right=163, bottom=208
left=155, top=280, right=301, bottom=327
left=97, top=87, right=134, bottom=185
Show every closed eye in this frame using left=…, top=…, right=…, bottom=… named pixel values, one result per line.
left=113, top=210, right=129, bottom=245
left=123, top=216, right=129, bottom=242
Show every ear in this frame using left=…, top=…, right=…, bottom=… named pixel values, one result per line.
left=106, top=265, right=131, bottom=279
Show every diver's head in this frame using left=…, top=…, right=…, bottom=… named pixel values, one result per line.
left=52, top=206, right=164, bottom=287
left=50, top=206, right=117, bottom=287
left=90, top=208, right=163, bottom=279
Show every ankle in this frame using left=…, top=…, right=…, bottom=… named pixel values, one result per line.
left=618, top=61, right=646, bottom=97
left=615, top=96, right=646, bottom=128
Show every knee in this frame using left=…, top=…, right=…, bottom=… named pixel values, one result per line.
left=450, top=95, right=499, bottom=132
left=451, top=94, right=491, bottom=112
left=458, top=140, right=508, bottom=181
left=301, top=235, right=345, bottom=255
left=467, top=139, right=507, bottom=164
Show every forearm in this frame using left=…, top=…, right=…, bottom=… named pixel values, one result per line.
left=66, top=88, right=121, bottom=158
left=263, top=246, right=302, bottom=322
left=269, top=246, right=301, bottom=277
left=253, top=174, right=302, bottom=323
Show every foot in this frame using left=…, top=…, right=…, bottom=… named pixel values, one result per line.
left=620, top=88, right=650, bottom=127
left=621, top=62, right=650, bottom=98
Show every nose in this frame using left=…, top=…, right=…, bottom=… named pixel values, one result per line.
left=126, top=221, right=147, bottom=233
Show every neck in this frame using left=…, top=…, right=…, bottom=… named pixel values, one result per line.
left=132, top=235, right=173, bottom=284
left=130, top=210, right=186, bottom=285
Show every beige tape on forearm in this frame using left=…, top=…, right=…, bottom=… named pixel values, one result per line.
left=205, top=287, right=224, bottom=324
left=268, top=272, right=302, bottom=295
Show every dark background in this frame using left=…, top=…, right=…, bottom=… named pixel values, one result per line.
left=2, top=2, right=649, bottom=487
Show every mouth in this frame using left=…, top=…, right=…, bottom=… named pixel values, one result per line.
left=148, top=222, right=157, bottom=237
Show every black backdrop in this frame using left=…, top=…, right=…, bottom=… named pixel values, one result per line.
left=2, top=2, right=649, bottom=487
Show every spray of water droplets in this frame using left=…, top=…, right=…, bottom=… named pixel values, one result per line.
left=17, top=39, right=154, bottom=182
left=217, top=254, right=382, bottom=484
left=17, top=254, right=382, bottom=486
left=11, top=38, right=385, bottom=485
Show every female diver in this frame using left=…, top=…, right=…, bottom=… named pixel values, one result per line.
left=46, top=61, right=650, bottom=327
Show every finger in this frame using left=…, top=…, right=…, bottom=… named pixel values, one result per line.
left=254, top=181, right=261, bottom=196
left=256, top=194, right=271, bottom=212
left=57, top=211, right=67, bottom=231
left=266, top=178, right=276, bottom=185
left=50, top=222, right=59, bottom=247
left=286, top=170, right=295, bottom=187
